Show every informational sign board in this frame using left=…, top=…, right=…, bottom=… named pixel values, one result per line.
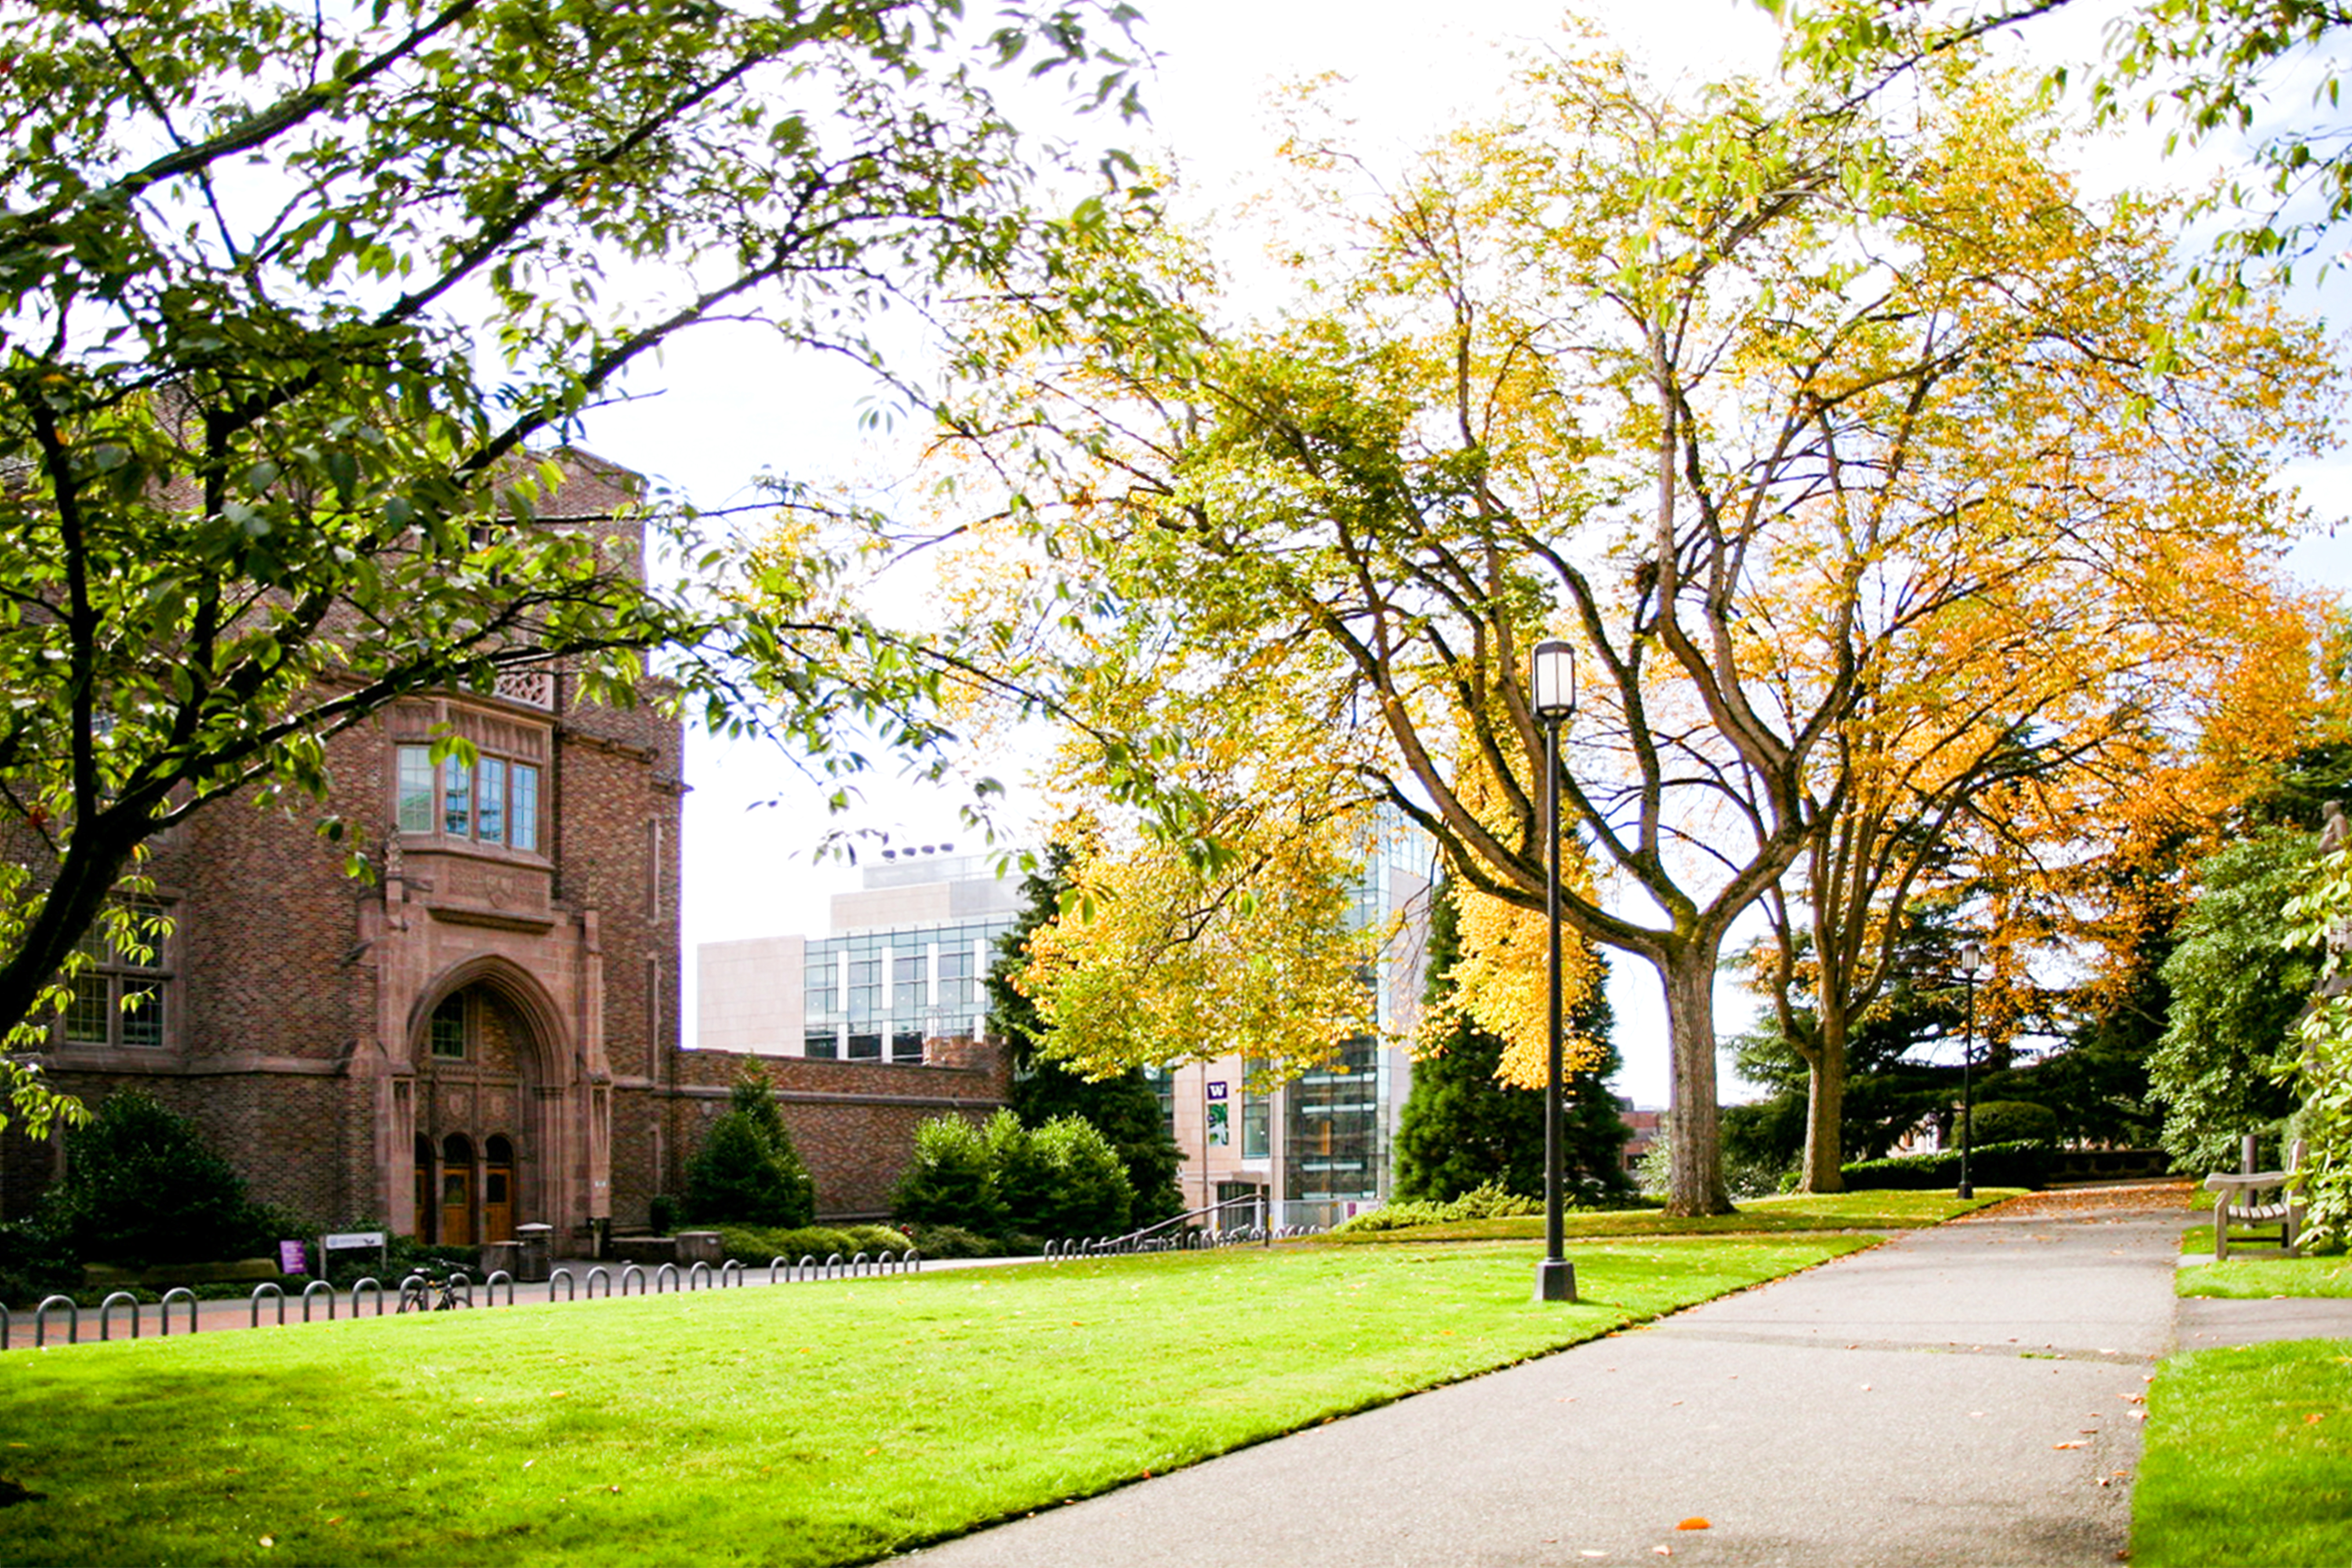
left=1207, top=1102, right=1231, bottom=1146
left=320, top=1230, right=389, bottom=1274
left=278, top=1240, right=309, bottom=1276
left=1205, top=1081, right=1228, bottom=1100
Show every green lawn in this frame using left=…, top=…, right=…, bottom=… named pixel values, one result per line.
left=1325, top=1188, right=2020, bottom=1244
left=2177, top=1226, right=2352, bottom=1297
left=0, top=1236, right=1870, bottom=1567
left=2132, top=1340, right=2352, bottom=1567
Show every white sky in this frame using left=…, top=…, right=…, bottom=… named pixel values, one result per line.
left=573, top=1, right=2352, bottom=1104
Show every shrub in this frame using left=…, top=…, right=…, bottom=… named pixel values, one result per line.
left=49, top=1091, right=282, bottom=1267
left=1020, top=1116, right=1134, bottom=1239
left=1839, top=1138, right=2053, bottom=1191
left=1330, top=1180, right=1547, bottom=1236
left=683, top=1065, right=816, bottom=1227
left=892, top=1115, right=1006, bottom=1236
left=901, top=1223, right=1002, bottom=1259
left=1967, top=1101, right=2060, bottom=1146
left=0, top=1216, right=79, bottom=1305
left=713, top=1224, right=913, bottom=1262
left=647, top=1193, right=681, bottom=1235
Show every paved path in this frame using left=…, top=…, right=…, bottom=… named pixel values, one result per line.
left=909, top=1193, right=2194, bottom=1568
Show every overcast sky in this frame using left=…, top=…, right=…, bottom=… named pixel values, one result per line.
left=575, top=2, right=2352, bottom=1103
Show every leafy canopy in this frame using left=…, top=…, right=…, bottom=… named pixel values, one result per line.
left=0, top=0, right=1143, bottom=1104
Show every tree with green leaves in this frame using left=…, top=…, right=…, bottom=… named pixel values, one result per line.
left=1395, top=886, right=1630, bottom=1205
left=0, top=0, right=1143, bottom=1126
left=2150, top=827, right=2318, bottom=1173
left=1769, top=0, right=2352, bottom=291
left=684, top=1063, right=815, bottom=1227
left=986, top=845, right=1182, bottom=1222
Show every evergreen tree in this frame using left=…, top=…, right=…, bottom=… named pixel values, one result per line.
left=683, top=1063, right=815, bottom=1227
left=1395, top=886, right=1632, bottom=1204
left=987, top=847, right=1183, bottom=1222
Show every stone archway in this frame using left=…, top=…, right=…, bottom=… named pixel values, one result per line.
left=401, top=958, right=575, bottom=1245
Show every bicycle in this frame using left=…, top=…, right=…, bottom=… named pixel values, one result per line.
left=397, top=1275, right=467, bottom=1313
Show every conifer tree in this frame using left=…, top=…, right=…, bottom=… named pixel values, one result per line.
left=1396, top=887, right=1632, bottom=1203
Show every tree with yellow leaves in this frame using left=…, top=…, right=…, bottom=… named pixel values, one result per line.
left=935, top=37, right=2334, bottom=1216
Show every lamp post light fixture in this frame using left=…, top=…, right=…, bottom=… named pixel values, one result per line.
left=1957, top=938, right=1986, bottom=1202
left=1531, top=638, right=1578, bottom=1304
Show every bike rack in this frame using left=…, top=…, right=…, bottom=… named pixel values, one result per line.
left=549, top=1269, right=577, bottom=1302
left=349, top=1278, right=385, bottom=1317
left=619, top=1264, right=646, bottom=1297
left=0, top=1304, right=11, bottom=1350
left=848, top=1251, right=867, bottom=1278
left=586, top=1267, right=612, bottom=1300
left=249, top=1283, right=286, bottom=1328
left=98, top=1291, right=139, bottom=1341
left=686, top=1261, right=710, bottom=1292
left=301, top=1281, right=336, bottom=1322
left=906, top=1249, right=922, bottom=1274
left=797, top=1254, right=817, bottom=1282
left=653, top=1262, right=679, bottom=1294
left=446, top=1272, right=473, bottom=1308
left=824, top=1253, right=843, bottom=1278
left=482, top=1271, right=515, bottom=1307
left=159, top=1289, right=198, bottom=1336
left=719, top=1260, right=744, bottom=1289
left=34, top=1295, right=77, bottom=1347
left=767, top=1256, right=789, bottom=1285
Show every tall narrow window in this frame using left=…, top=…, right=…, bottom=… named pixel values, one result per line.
left=509, top=763, right=539, bottom=851
left=476, top=757, right=506, bottom=845
left=429, top=994, right=467, bottom=1059
left=396, top=745, right=435, bottom=832
left=442, top=756, right=473, bottom=837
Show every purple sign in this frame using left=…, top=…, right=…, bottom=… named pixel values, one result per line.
left=278, top=1240, right=308, bottom=1276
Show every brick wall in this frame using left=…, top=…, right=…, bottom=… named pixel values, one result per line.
left=661, top=1044, right=1009, bottom=1220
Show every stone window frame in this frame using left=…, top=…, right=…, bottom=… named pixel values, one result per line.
left=59, top=897, right=176, bottom=1051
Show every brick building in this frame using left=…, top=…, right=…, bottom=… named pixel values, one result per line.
left=5, top=454, right=1005, bottom=1245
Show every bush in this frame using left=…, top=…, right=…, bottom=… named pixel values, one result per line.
left=892, top=1110, right=1136, bottom=1243
left=892, top=1115, right=1007, bottom=1237
left=713, top=1224, right=913, bottom=1262
left=647, top=1193, right=681, bottom=1235
left=1330, top=1180, right=1547, bottom=1236
left=1839, top=1138, right=2053, bottom=1191
left=49, top=1091, right=284, bottom=1267
left=683, top=1065, right=816, bottom=1227
left=1967, top=1100, right=2060, bottom=1146
left=901, top=1223, right=1002, bottom=1259
left=0, top=1216, right=79, bottom=1305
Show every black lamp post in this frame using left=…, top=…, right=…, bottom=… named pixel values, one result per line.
left=1532, top=639, right=1577, bottom=1304
left=1957, top=938, right=1985, bottom=1201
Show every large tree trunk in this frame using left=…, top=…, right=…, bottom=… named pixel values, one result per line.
left=1800, top=1006, right=1847, bottom=1193
left=1661, top=947, right=1734, bottom=1217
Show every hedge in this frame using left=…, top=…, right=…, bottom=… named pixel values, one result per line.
left=1839, top=1139, right=2053, bottom=1190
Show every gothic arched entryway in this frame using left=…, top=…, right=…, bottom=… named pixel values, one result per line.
left=404, top=964, right=561, bottom=1245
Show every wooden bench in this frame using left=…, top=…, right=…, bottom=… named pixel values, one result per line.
left=2204, top=1138, right=2307, bottom=1260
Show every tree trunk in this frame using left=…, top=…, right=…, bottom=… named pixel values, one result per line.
left=1800, top=1006, right=1847, bottom=1193
left=1661, top=948, right=1735, bottom=1217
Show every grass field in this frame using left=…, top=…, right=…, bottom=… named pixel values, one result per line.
left=1323, top=1188, right=2018, bottom=1244
left=2131, top=1339, right=2352, bottom=1567
left=2176, top=1224, right=2352, bottom=1297
left=0, top=1236, right=1871, bottom=1567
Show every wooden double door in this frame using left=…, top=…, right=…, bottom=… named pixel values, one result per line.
left=414, top=1132, right=515, bottom=1245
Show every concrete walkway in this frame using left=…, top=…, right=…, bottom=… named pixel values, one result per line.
left=908, top=1192, right=2197, bottom=1568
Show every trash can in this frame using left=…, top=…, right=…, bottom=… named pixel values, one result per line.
left=514, top=1223, right=554, bottom=1283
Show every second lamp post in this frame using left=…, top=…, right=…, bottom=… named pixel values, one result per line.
left=1957, top=938, right=1985, bottom=1201
left=1532, top=639, right=1577, bottom=1304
